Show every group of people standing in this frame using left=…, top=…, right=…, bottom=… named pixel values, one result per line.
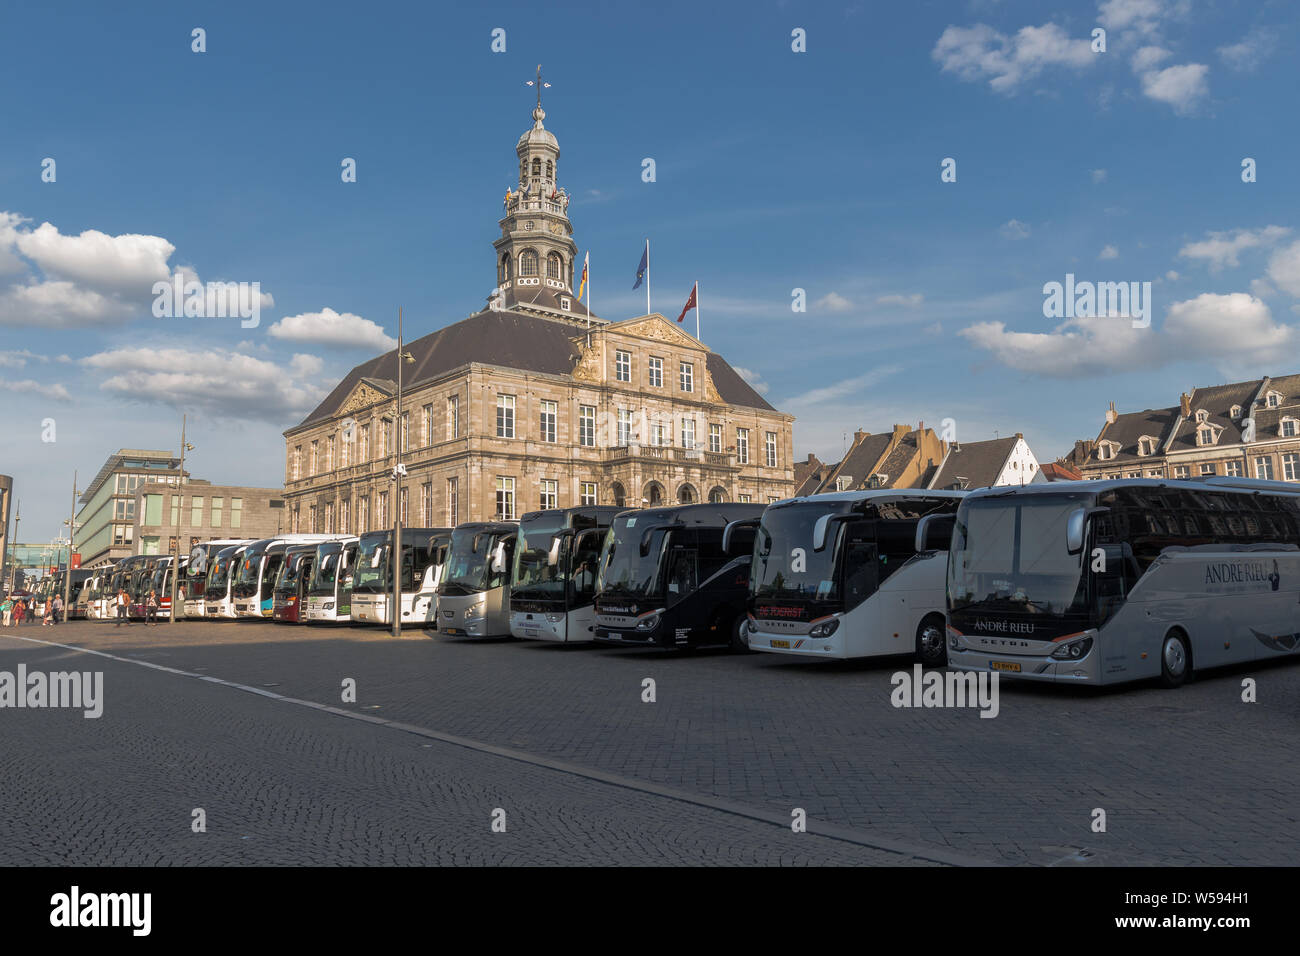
left=1, top=592, right=63, bottom=626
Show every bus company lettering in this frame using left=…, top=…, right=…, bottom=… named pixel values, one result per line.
left=757, top=605, right=803, bottom=619
left=1204, top=559, right=1280, bottom=591
left=1042, top=273, right=1151, bottom=328
left=891, top=664, right=999, bottom=719
left=973, top=618, right=1035, bottom=635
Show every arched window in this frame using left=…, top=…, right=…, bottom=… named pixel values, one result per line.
left=677, top=484, right=695, bottom=504
left=520, top=249, right=539, bottom=277
left=545, top=159, right=553, bottom=180
left=610, top=482, right=626, bottom=509
left=499, top=254, right=511, bottom=284
left=520, top=160, right=527, bottom=182
left=645, top=482, right=664, bottom=507
left=531, top=157, right=541, bottom=179
left=546, top=253, right=562, bottom=280
left=708, top=486, right=727, bottom=503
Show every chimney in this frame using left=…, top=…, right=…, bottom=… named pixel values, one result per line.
left=892, top=423, right=910, bottom=440
left=853, top=430, right=869, bottom=443
left=1015, top=432, right=1023, bottom=440
left=1179, top=392, right=1191, bottom=418
left=1105, top=401, right=1118, bottom=425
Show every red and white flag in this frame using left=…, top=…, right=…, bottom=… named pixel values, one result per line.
left=676, top=283, right=697, bottom=324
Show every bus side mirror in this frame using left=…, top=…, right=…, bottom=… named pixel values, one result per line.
left=915, top=514, right=956, bottom=552
left=547, top=533, right=567, bottom=567
left=490, top=542, right=506, bottom=573
left=722, top=519, right=758, bottom=556
left=1066, top=508, right=1086, bottom=554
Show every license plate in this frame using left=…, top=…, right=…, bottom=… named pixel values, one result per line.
left=524, top=627, right=538, bottom=638
left=991, top=661, right=1021, bottom=673
left=770, top=639, right=790, bottom=649
left=444, top=627, right=462, bottom=635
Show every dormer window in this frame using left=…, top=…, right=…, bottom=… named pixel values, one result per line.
left=1194, top=409, right=1209, bottom=423
left=1097, top=443, right=1117, bottom=461
left=1282, top=417, right=1298, bottom=438
left=560, top=297, right=571, bottom=310
left=1198, top=427, right=1216, bottom=445
left=1230, top=405, right=1243, bottom=419
left=1267, top=391, right=1283, bottom=408
left=835, top=476, right=853, bottom=491
left=1137, top=437, right=1158, bottom=456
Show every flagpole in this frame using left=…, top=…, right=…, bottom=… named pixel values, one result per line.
left=645, top=238, right=651, bottom=316
left=696, top=280, right=701, bottom=341
left=586, top=253, right=591, bottom=348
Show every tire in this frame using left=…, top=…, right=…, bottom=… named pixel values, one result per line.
left=1159, top=631, right=1191, bottom=688
left=730, top=613, right=751, bottom=653
left=915, top=615, right=947, bottom=667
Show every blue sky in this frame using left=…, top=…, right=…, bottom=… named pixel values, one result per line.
left=2, top=0, right=1298, bottom=540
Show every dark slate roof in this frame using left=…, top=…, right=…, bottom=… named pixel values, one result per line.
left=1093, top=406, right=1178, bottom=464
left=877, top=432, right=921, bottom=483
left=294, top=309, right=775, bottom=430
left=501, top=282, right=600, bottom=321
left=793, top=454, right=829, bottom=497
left=817, top=433, right=893, bottom=493
left=928, top=437, right=1017, bottom=490
left=1166, top=379, right=1260, bottom=452
left=1250, top=373, right=1300, bottom=436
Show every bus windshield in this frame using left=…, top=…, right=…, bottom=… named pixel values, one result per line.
left=949, top=495, right=1088, bottom=616
left=596, top=518, right=669, bottom=599
left=277, top=555, right=308, bottom=590
left=511, top=516, right=567, bottom=600
left=206, top=554, right=235, bottom=594
left=751, top=503, right=843, bottom=602
left=440, top=528, right=508, bottom=595
left=353, top=536, right=388, bottom=593
left=309, top=546, right=343, bottom=595
left=233, top=548, right=265, bottom=594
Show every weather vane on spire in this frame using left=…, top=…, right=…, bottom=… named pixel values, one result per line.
left=525, top=64, right=551, bottom=109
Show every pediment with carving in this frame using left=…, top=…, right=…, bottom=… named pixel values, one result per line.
left=615, top=315, right=702, bottom=349
left=337, top=381, right=390, bottom=417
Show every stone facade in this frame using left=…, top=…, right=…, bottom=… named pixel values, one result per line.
left=132, top=481, right=287, bottom=555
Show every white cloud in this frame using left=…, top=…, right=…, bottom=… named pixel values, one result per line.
left=1097, top=0, right=1167, bottom=35
left=1218, top=28, right=1277, bottom=72
left=1178, top=225, right=1291, bottom=271
left=733, top=366, right=770, bottom=396
left=1099, top=244, right=1119, bottom=260
left=79, top=346, right=328, bottom=422
left=0, top=378, right=71, bottom=401
left=1090, top=168, right=1108, bottom=183
left=813, top=292, right=854, bottom=313
left=1267, top=240, right=1300, bottom=297
left=960, top=292, right=1295, bottom=377
left=781, top=366, right=901, bottom=407
left=876, top=293, right=924, bottom=307
left=267, top=308, right=396, bottom=351
left=1165, top=270, right=1179, bottom=280
left=1130, top=45, right=1171, bottom=72
left=931, top=22, right=1094, bottom=94
left=14, top=221, right=172, bottom=292
left=1138, top=63, right=1209, bottom=114
left=1000, top=219, right=1031, bottom=240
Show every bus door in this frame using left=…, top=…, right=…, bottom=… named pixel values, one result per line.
left=840, top=521, right=880, bottom=640
left=566, top=528, right=604, bottom=634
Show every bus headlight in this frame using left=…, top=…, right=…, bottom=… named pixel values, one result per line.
left=546, top=613, right=564, bottom=623
left=947, top=626, right=966, bottom=651
left=1050, top=636, right=1093, bottom=660
left=636, top=612, right=661, bottom=631
left=808, top=619, right=840, bottom=639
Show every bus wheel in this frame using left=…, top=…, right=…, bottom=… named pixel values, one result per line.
left=1159, top=631, right=1191, bottom=688
left=915, top=616, right=947, bottom=667
left=730, top=614, right=751, bottom=653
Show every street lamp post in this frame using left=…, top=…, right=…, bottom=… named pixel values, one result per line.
left=391, top=307, right=414, bottom=638
left=61, top=470, right=79, bottom=622
left=169, top=416, right=193, bottom=623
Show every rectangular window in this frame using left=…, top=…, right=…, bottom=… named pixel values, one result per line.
left=767, top=496, right=779, bottom=504
left=615, top=350, right=631, bottom=382
left=579, top=405, right=596, bottom=447
left=679, top=362, right=693, bottom=393
left=652, top=422, right=667, bottom=447
left=497, top=394, right=516, bottom=438
left=736, top=428, right=750, bottom=465
left=399, top=487, right=409, bottom=525
left=1173, top=466, right=1190, bottom=479
left=738, top=494, right=752, bottom=503
left=1225, top=460, right=1243, bottom=477
left=1256, top=456, right=1276, bottom=480
left=648, top=356, right=663, bottom=388
left=359, top=497, right=370, bottom=533
left=310, top=440, right=319, bottom=475
left=709, top=423, right=722, bottom=454
left=360, top=424, right=370, bottom=461
left=422, top=403, right=434, bottom=446
left=540, top=479, right=558, bottom=510
left=765, top=431, right=778, bottom=469
left=580, top=482, right=597, bottom=506
left=340, top=499, right=349, bottom=534
left=421, top=482, right=432, bottom=525
left=447, top=395, right=460, bottom=438
left=308, top=504, right=318, bottom=533
left=1283, top=454, right=1300, bottom=481
left=1200, top=463, right=1216, bottom=476
left=617, top=407, right=632, bottom=445
left=324, top=501, right=334, bottom=533
left=211, top=496, right=223, bottom=527
left=229, top=497, right=241, bottom=529
left=377, top=491, right=388, bottom=528
left=326, top=435, right=335, bottom=471
left=400, top=411, right=409, bottom=456
left=539, top=400, right=557, bottom=443
left=191, top=496, right=204, bottom=527
left=169, top=494, right=180, bottom=527
left=681, top=418, right=696, bottom=450
left=496, top=477, right=515, bottom=520
left=1283, top=420, right=1298, bottom=438
left=340, top=432, right=350, bottom=467
left=446, top=478, right=458, bottom=526
left=292, top=446, right=302, bottom=480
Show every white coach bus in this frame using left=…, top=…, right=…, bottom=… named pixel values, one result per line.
left=945, top=477, right=1300, bottom=688
left=744, top=490, right=966, bottom=663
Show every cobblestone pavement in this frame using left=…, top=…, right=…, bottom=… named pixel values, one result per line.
left=4, top=618, right=1299, bottom=865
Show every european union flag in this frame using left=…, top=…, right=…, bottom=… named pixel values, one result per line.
left=633, top=244, right=647, bottom=290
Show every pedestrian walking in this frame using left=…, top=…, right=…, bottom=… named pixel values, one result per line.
left=1, top=595, right=12, bottom=627
left=115, top=587, right=130, bottom=627
left=42, top=598, right=53, bottom=626
left=13, top=598, right=25, bottom=626
left=25, top=598, right=34, bottom=624
left=145, top=589, right=159, bottom=626
left=51, top=593, right=64, bottom=625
